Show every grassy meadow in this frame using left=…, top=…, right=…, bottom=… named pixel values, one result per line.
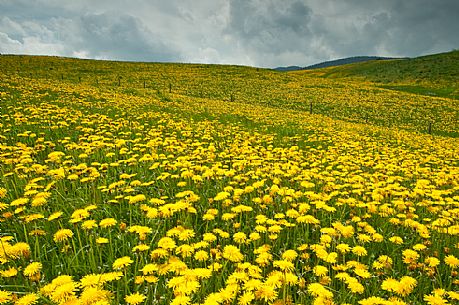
left=0, top=53, right=458, bottom=305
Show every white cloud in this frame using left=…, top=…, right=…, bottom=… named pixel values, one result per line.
left=0, top=0, right=458, bottom=67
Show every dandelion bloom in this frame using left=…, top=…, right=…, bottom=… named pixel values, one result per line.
left=222, top=245, right=244, bottom=262
left=346, top=277, right=365, bottom=294
left=445, top=255, right=459, bottom=268
left=0, top=267, right=18, bottom=278
left=424, top=293, right=448, bottom=305
left=112, top=256, right=133, bottom=270
left=53, top=229, right=73, bottom=242
left=307, top=282, right=333, bottom=299
left=80, top=274, right=104, bottom=288
left=79, top=287, right=112, bottom=305
left=132, top=244, right=150, bottom=252
left=82, top=220, right=98, bottom=230
left=402, top=249, right=419, bottom=264
left=282, top=250, right=298, bottom=261
left=128, top=194, right=146, bottom=204
left=425, top=257, right=440, bottom=268
left=214, top=191, right=230, bottom=201
left=352, top=246, right=367, bottom=257
left=99, top=218, right=117, bottom=228
left=233, top=232, right=247, bottom=244
left=141, top=264, right=158, bottom=275
left=170, top=295, right=191, bottom=305
left=0, top=290, right=12, bottom=304
left=273, top=260, right=295, bottom=272
left=49, top=280, right=78, bottom=303
left=381, top=277, right=398, bottom=293
left=389, top=236, right=403, bottom=245
left=0, top=188, right=6, bottom=198
left=23, top=262, right=42, bottom=280
left=125, top=292, right=146, bottom=305
left=313, top=265, right=328, bottom=277
left=194, top=250, right=209, bottom=261
left=238, top=292, right=255, bottom=305
left=48, top=212, right=63, bottom=221
left=255, top=284, right=278, bottom=303
left=15, top=293, right=39, bottom=305
left=398, top=276, right=417, bottom=296
left=157, top=237, right=177, bottom=250
left=96, top=237, right=109, bottom=244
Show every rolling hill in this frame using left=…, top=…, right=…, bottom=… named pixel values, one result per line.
left=309, top=50, right=459, bottom=100
left=274, top=56, right=397, bottom=71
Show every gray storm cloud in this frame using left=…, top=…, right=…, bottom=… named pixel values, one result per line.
left=0, top=0, right=458, bottom=67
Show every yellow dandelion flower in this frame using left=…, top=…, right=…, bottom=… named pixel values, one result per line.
left=99, top=218, right=117, bottom=228
left=222, top=245, right=244, bottom=262
left=307, top=282, right=333, bottom=299
left=48, top=211, right=63, bottom=221
left=424, top=293, right=448, bottom=305
left=398, top=276, right=417, bottom=296
left=194, top=250, right=209, bottom=261
left=100, top=271, right=123, bottom=282
left=132, top=244, right=150, bottom=252
left=425, top=257, right=440, bottom=268
left=15, top=293, right=39, bottom=305
left=402, top=249, right=419, bottom=264
left=445, top=255, right=459, bottom=268
left=141, top=263, right=158, bottom=275
left=352, top=246, right=367, bottom=256
left=170, top=295, right=191, bottom=305
left=53, top=229, right=74, bottom=242
left=313, top=265, right=328, bottom=277
left=80, top=274, right=104, bottom=288
left=82, top=220, right=98, bottom=230
left=273, top=260, right=295, bottom=272
left=150, top=248, right=168, bottom=259
left=128, top=194, right=146, bottom=204
left=79, top=287, right=112, bottom=305
left=214, top=191, right=230, bottom=201
left=50, top=280, right=78, bottom=303
left=0, top=267, right=18, bottom=277
left=448, top=291, right=459, bottom=300
left=0, top=290, right=12, bottom=304
left=389, top=236, right=403, bottom=245
left=238, top=291, right=255, bottom=305
left=23, top=262, right=42, bottom=278
left=112, top=256, right=133, bottom=270
left=336, top=243, right=351, bottom=253
left=282, top=249, right=298, bottom=261
left=157, top=237, right=176, bottom=250
left=178, top=229, right=195, bottom=241
left=412, top=243, right=426, bottom=250
left=255, top=284, right=278, bottom=303
left=10, top=198, right=29, bottom=207
left=125, top=292, right=146, bottom=305
left=346, top=277, right=365, bottom=294
left=233, top=232, right=247, bottom=244
left=96, top=237, right=109, bottom=244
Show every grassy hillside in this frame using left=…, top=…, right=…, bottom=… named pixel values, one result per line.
left=310, top=50, right=459, bottom=99
left=1, top=54, right=458, bottom=136
left=0, top=54, right=458, bottom=305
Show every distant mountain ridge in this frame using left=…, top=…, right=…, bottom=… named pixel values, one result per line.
left=274, top=56, right=400, bottom=71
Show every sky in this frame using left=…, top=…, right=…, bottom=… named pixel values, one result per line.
left=0, top=0, right=458, bottom=68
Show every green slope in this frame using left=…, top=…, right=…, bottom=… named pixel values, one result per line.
left=1, top=52, right=458, bottom=136
left=312, top=50, right=459, bottom=99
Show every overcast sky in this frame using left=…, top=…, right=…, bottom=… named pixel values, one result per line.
left=1, top=0, right=458, bottom=68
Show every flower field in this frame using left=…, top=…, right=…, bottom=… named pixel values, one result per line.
left=0, top=55, right=458, bottom=305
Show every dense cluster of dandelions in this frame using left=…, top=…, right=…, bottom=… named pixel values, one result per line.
left=0, top=56, right=458, bottom=305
